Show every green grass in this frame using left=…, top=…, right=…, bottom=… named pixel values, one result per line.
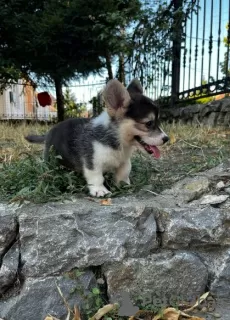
left=0, top=152, right=154, bottom=204
left=0, top=121, right=230, bottom=204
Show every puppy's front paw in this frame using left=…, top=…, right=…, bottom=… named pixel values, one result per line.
left=89, top=185, right=111, bottom=197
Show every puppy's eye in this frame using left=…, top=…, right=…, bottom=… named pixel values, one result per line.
left=145, top=121, right=154, bottom=128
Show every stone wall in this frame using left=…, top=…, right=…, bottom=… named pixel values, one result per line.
left=1, top=161, right=230, bottom=319
left=160, top=97, right=230, bottom=127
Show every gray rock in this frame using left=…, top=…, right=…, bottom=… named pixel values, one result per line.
left=161, top=98, right=230, bottom=128
left=0, top=270, right=97, bottom=320
left=19, top=201, right=158, bottom=277
left=210, top=250, right=230, bottom=298
left=220, top=98, right=230, bottom=112
left=161, top=176, right=210, bottom=204
left=216, top=181, right=225, bottom=190
left=0, top=212, right=17, bottom=259
left=200, top=194, right=229, bottom=205
left=225, top=187, right=230, bottom=194
left=0, top=243, right=19, bottom=295
left=161, top=207, right=230, bottom=249
left=223, top=112, right=230, bottom=126
left=2, top=160, right=230, bottom=315
left=103, top=251, right=208, bottom=305
left=203, top=112, right=218, bottom=126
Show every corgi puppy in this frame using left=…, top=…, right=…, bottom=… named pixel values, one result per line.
left=25, top=79, right=169, bottom=197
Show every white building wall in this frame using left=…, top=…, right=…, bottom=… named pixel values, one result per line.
left=0, top=81, right=57, bottom=120
left=0, top=81, right=26, bottom=119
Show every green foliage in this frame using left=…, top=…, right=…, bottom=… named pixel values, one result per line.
left=129, top=0, right=198, bottom=86
left=193, top=96, right=214, bottom=104
left=82, top=287, right=105, bottom=319
left=0, top=0, right=142, bottom=120
left=64, top=88, right=87, bottom=118
left=0, top=64, right=22, bottom=92
left=90, top=95, right=104, bottom=117
left=0, top=0, right=141, bottom=86
left=77, top=286, right=119, bottom=320
left=220, top=23, right=230, bottom=77
left=220, top=51, right=230, bottom=77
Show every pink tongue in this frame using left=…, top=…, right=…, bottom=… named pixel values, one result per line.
left=145, top=145, right=161, bottom=158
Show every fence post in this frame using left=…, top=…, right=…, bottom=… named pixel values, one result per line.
left=171, top=0, right=183, bottom=107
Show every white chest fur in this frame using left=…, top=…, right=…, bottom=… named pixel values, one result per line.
left=92, top=141, right=132, bottom=172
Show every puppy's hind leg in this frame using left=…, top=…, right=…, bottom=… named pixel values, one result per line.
left=83, top=166, right=111, bottom=197
left=115, top=159, right=131, bottom=185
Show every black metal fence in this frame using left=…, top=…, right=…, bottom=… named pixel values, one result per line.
left=128, top=0, right=230, bottom=106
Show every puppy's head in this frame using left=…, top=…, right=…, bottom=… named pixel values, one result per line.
left=103, top=79, right=169, bottom=158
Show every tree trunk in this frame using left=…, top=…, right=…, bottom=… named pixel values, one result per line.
left=54, top=78, right=64, bottom=122
left=105, top=50, right=113, bottom=80
left=118, top=26, right=126, bottom=85
left=118, top=53, right=125, bottom=85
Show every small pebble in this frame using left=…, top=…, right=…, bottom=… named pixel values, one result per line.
left=216, top=181, right=225, bottom=190
left=213, top=313, right=221, bottom=318
left=97, top=278, right=105, bottom=284
left=201, top=306, right=207, bottom=312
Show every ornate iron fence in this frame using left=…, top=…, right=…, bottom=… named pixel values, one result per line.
left=128, top=0, right=230, bottom=106
left=178, top=0, right=230, bottom=104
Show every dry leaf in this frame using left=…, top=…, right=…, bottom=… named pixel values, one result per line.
left=180, top=315, right=205, bottom=320
left=90, top=303, right=118, bottom=320
left=100, top=198, right=112, bottom=206
left=184, top=292, right=209, bottom=313
left=44, top=316, right=60, bottom=320
left=170, top=133, right=176, bottom=145
left=73, top=305, right=81, bottom=320
left=180, top=311, right=205, bottom=319
left=129, top=310, right=155, bottom=320
left=153, top=308, right=180, bottom=320
left=153, top=307, right=206, bottom=320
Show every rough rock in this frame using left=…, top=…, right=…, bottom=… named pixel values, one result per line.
left=103, top=251, right=208, bottom=305
left=0, top=243, right=19, bottom=295
left=0, top=211, right=17, bottom=259
left=216, top=181, right=225, bottom=190
left=0, top=270, right=97, bottom=320
left=161, top=207, right=230, bottom=249
left=1, top=162, right=230, bottom=318
left=161, top=176, right=210, bottom=204
left=200, top=194, right=229, bottom=205
left=210, top=250, right=230, bottom=298
left=160, top=97, right=230, bottom=127
left=19, top=201, right=158, bottom=277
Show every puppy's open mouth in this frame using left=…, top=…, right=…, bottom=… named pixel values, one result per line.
left=135, top=136, right=160, bottom=158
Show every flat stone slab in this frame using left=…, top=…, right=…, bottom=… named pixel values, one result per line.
left=103, top=251, right=208, bottom=304
left=19, top=200, right=158, bottom=277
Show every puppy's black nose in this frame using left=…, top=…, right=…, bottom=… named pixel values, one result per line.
left=162, top=136, right=169, bottom=144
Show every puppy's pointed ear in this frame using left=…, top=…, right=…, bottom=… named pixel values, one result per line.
left=103, top=79, right=131, bottom=118
left=127, top=79, right=143, bottom=95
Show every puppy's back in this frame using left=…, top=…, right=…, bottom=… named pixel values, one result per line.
left=44, top=118, right=90, bottom=169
